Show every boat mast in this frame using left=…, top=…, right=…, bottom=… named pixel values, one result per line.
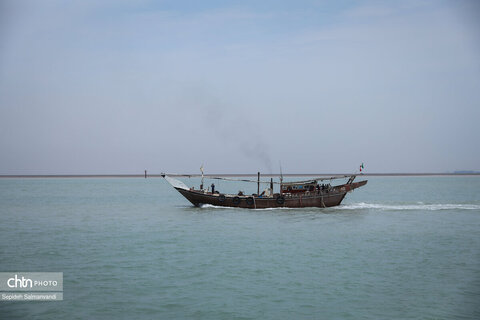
left=280, top=163, right=283, bottom=186
left=257, top=172, right=260, bottom=195
left=279, top=162, right=284, bottom=190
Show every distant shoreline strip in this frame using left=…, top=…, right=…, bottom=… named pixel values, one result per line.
left=0, top=173, right=479, bottom=178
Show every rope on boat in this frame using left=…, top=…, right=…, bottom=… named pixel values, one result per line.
left=161, top=173, right=353, bottom=184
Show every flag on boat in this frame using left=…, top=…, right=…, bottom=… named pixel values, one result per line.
left=360, top=163, right=364, bottom=172
left=200, top=164, right=204, bottom=175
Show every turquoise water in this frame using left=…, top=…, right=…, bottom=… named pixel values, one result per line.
left=1, top=176, right=479, bottom=319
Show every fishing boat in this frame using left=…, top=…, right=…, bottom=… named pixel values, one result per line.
left=161, top=172, right=367, bottom=209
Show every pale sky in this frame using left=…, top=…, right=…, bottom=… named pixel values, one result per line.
left=1, top=0, right=479, bottom=175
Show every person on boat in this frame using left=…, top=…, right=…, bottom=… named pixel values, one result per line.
left=211, top=183, right=215, bottom=194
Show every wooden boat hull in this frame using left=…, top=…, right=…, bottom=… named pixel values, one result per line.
left=174, top=180, right=367, bottom=209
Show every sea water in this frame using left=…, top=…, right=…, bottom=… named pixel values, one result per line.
left=0, top=176, right=479, bottom=319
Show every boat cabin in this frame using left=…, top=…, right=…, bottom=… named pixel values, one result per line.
left=280, top=180, right=318, bottom=194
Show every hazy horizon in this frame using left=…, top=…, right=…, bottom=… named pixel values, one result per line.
left=1, top=171, right=479, bottom=177
left=1, top=0, right=479, bottom=175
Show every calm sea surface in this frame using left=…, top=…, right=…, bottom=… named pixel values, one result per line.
left=1, top=176, right=479, bottom=319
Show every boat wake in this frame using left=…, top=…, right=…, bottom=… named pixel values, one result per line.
left=196, top=203, right=480, bottom=211
left=199, top=204, right=228, bottom=209
left=198, top=204, right=296, bottom=210
left=339, top=202, right=480, bottom=211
